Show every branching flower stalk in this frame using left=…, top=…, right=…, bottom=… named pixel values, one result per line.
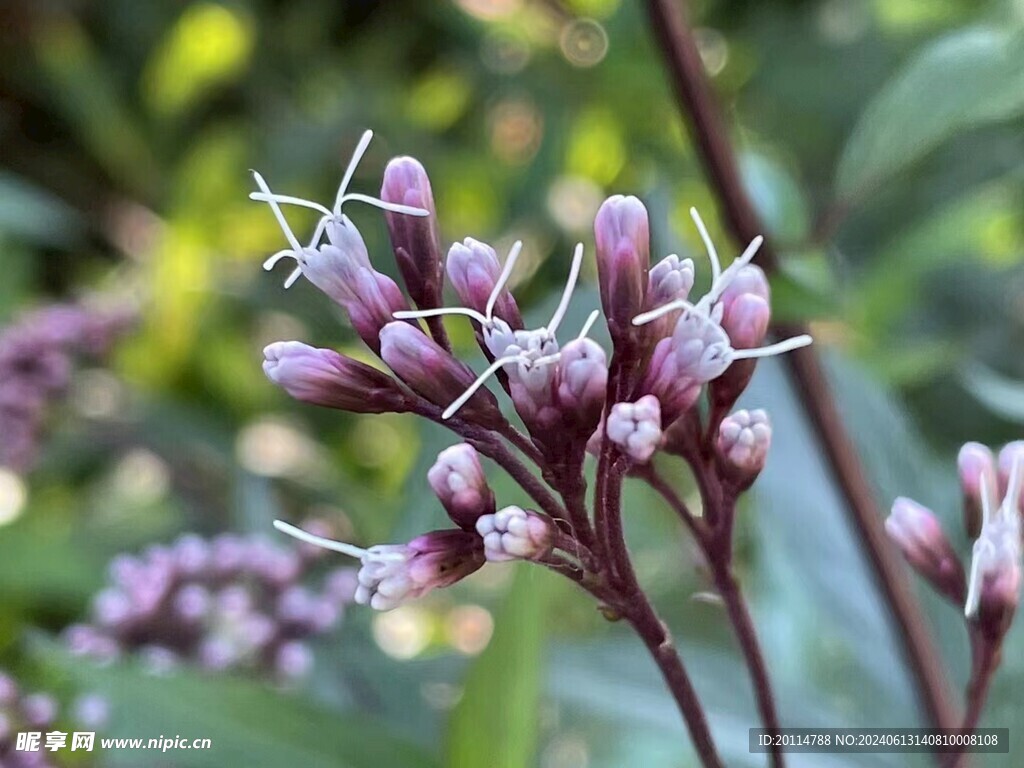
left=252, top=132, right=812, bottom=767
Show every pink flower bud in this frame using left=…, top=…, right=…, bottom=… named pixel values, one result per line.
left=606, top=395, right=663, bottom=463
left=595, top=195, right=649, bottom=342
left=641, top=254, right=695, bottom=343
left=886, top=497, right=966, bottom=604
left=716, top=409, right=771, bottom=487
left=709, top=293, right=769, bottom=409
left=445, top=238, right=523, bottom=328
left=428, top=444, right=496, bottom=530
left=555, top=338, right=607, bottom=434
left=720, top=293, right=770, bottom=351
left=718, top=264, right=770, bottom=308
left=379, top=322, right=503, bottom=427
left=476, top=506, right=553, bottom=562
left=958, top=442, right=997, bottom=538
left=263, top=341, right=408, bottom=414
left=381, top=157, right=444, bottom=310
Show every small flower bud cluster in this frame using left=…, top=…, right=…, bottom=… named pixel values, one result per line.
left=476, top=506, right=553, bottom=562
left=889, top=442, right=1023, bottom=645
left=606, top=396, right=663, bottom=463
left=716, top=409, right=772, bottom=488
left=64, top=528, right=356, bottom=683
left=0, top=670, right=107, bottom=767
left=0, top=303, right=131, bottom=472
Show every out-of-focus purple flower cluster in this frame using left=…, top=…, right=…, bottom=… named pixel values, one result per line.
left=63, top=527, right=357, bottom=683
left=0, top=303, right=131, bottom=473
left=0, top=670, right=105, bottom=768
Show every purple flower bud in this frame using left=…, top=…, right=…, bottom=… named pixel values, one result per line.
left=887, top=498, right=966, bottom=605
left=594, top=195, right=650, bottom=342
left=641, top=254, right=695, bottom=345
left=445, top=238, right=523, bottom=329
left=274, top=521, right=484, bottom=611
left=325, top=568, right=359, bottom=603
left=606, top=396, right=662, bottom=463
left=555, top=338, right=607, bottom=434
left=173, top=534, right=210, bottom=576
left=718, top=264, right=770, bottom=308
left=263, top=341, right=408, bottom=414
left=93, top=589, right=133, bottom=628
left=379, top=322, right=503, bottom=427
left=198, top=637, right=236, bottom=671
left=277, top=585, right=318, bottom=628
left=276, top=640, right=314, bottom=681
left=716, top=409, right=771, bottom=487
left=0, top=672, right=17, bottom=704
left=965, top=449, right=1022, bottom=637
left=958, top=442, right=997, bottom=538
left=475, top=506, right=553, bottom=562
left=291, top=218, right=411, bottom=353
left=381, top=157, right=444, bottom=310
left=720, top=293, right=770, bottom=351
left=428, top=444, right=496, bottom=530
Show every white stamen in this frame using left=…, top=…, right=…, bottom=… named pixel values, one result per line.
left=690, top=208, right=720, bottom=286
left=547, top=243, right=584, bottom=338
left=442, top=354, right=530, bottom=420
left=263, top=250, right=296, bottom=271
left=981, top=473, right=994, bottom=526
left=577, top=309, right=601, bottom=341
left=964, top=539, right=988, bottom=617
left=273, top=520, right=368, bottom=559
left=249, top=191, right=333, bottom=217
left=1002, top=454, right=1022, bottom=521
left=631, top=298, right=702, bottom=326
left=730, top=334, right=813, bottom=360
left=283, top=267, right=303, bottom=289
left=486, top=241, right=523, bottom=321
left=393, top=306, right=490, bottom=325
left=334, top=130, right=375, bottom=214
left=252, top=172, right=302, bottom=253
left=700, top=235, right=764, bottom=309
left=341, top=192, right=428, bottom=217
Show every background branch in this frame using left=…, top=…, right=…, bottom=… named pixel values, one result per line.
left=641, top=0, right=959, bottom=733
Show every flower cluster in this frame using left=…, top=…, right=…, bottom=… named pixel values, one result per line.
left=888, top=442, right=1023, bottom=641
left=0, top=303, right=130, bottom=473
left=0, top=670, right=105, bottom=768
left=254, top=130, right=809, bottom=612
left=63, top=529, right=356, bottom=682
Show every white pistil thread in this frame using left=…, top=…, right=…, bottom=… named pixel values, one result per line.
left=965, top=457, right=1023, bottom=617
left=253, top=129, right=429, bottom=288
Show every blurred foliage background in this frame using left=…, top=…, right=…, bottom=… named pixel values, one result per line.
left=1, top=0, right=1023, bottom=765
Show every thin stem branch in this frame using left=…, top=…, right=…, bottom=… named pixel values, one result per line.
left=642, top=0, right=958, bottom=733
left=712, top=564, right=786, bottom=768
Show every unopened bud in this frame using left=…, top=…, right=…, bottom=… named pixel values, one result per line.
left=379, top=322, right=503, bottom=427
left=428, top=444, right=496, bottom=530
left=606, top=395, right=662, bottom=463
left=556, top=337, right=607, bottom=434
left=642, top=254, right=695, bottom=343
left=381, top=157, right=444, bottom=310
left=595, top=195, right=649, bottom=343
left=886, top=497, right=966, bottom=604
left=958, top=442, right=997, bottom=538
left=446, top=238, right=523, bottom=328
left=716, top=409, right=771, bottom=487
left=263, top=341, right=408, bottom=413
left=476, top=506, right=553, bottom=562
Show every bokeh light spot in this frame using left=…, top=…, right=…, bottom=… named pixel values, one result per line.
left=560, top=19, right=609, bottom=68
left=0, top=469, right=27, bottom=526
left=445, top=604, right=494, bottom=655
left=373, top=605, right=432, bottom=659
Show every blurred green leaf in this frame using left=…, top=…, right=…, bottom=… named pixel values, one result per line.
left=836, top=26, right=1024, bottom=198
left=55, top=653, right=439, bottom=768
left=0, top=173, right=82, bottom=247
left=446, top=566, right=547, bottom=768
left=963, top=363, right=1024, bottom=424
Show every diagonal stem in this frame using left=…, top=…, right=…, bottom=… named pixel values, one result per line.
left=641, top=0, right=958, bottom=735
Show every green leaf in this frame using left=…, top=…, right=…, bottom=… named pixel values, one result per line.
left=836, top=26, right=1024, bottom=198
left=52, top=652, right=439, bottom=768
left=445, top=566, right=547, bottom=768
left=963, top=364, right=1024, bottom=424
